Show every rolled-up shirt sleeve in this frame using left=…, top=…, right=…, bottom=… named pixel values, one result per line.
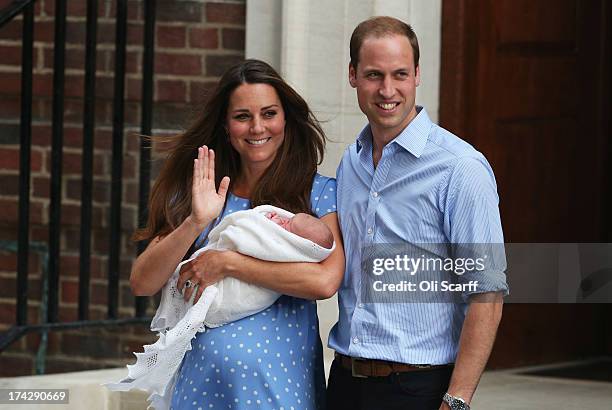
left=442, top=156, right=509, bottom=300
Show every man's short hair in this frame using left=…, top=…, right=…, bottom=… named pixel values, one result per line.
left=349, top=16, right=420, bottom=70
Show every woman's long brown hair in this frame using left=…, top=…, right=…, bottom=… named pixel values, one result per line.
left=134, top=59, right=327, bottom=242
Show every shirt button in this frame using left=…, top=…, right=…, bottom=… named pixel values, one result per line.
left=372, top=191, right=378, bottom=198
left=353, top=337, right=360, bottom=344
left=358, top=303, right=364, bottom=308
left=367, top=228, right=373, bottom=234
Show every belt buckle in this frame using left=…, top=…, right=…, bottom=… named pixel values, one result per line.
left=351, top=357, right=368, bottom=378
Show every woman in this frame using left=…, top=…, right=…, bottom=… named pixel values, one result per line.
left=130, top=59, right=344, bottom=409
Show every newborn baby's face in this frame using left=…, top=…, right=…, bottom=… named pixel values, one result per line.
left=288, top=213, right=312, bottom=234
left=265, top=212, right=315, bottom=235
left=265, top=211, right=333, bottom=248
left=290, top=213, right=334, bottom=249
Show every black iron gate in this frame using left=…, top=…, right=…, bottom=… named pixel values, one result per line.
left=0, top=0, right=158, bottom=368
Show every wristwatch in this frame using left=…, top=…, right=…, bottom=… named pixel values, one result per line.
left=443, top=393, right=470, bottom=410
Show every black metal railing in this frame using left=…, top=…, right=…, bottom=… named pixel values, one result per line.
left=78, top=0, right=99, bottom=322
left=0, top=0, right=157, bottom=360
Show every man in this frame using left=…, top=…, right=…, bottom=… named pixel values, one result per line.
left=327, top=16, right=508, bottom=410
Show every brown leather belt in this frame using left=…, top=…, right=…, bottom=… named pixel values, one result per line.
left=335, top=352, right=453, bottom=378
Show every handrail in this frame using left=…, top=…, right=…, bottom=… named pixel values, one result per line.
left=0, top=0, right=35, bottom=28
left=0, top=318, right=152, bottom=352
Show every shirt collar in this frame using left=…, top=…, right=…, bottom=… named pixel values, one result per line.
left=356, top=106, right=432, bottom=158
left=355, top=127, right=369, bottom=153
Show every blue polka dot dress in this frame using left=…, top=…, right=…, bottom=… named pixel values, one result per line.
left=170, top=174, right=337, bottom=410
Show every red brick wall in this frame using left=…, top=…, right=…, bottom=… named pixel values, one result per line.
left=0, top=0, right=245, bottom=376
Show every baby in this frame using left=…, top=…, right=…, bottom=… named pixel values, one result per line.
left=265, top=211, right=334, bottom=249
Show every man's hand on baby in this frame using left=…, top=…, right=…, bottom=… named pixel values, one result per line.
left=178, top=250, right=235, bottom=303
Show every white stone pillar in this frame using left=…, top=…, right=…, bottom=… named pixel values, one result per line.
left=245, top=0, right=283, bottom=69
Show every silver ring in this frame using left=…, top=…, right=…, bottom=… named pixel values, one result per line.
left=184, top=279, right=194, bottom=289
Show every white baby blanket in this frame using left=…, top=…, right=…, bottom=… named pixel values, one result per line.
left=106, top=205, right=334, bottom=409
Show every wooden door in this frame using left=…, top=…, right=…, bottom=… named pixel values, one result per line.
left=440, top=0, right=611, bottom=367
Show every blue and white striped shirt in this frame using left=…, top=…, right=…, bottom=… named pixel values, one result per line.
left=328, top=107, right=508, bottom=365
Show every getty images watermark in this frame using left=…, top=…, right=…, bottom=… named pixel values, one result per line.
left=371, top=253, right=486, bottom=293
left=361, top=243, right=507, bottom=303
left=361, top=243, right=612, bottom=303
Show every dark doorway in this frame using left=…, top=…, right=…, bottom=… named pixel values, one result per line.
left=440, top=0, right=612, bottom=367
